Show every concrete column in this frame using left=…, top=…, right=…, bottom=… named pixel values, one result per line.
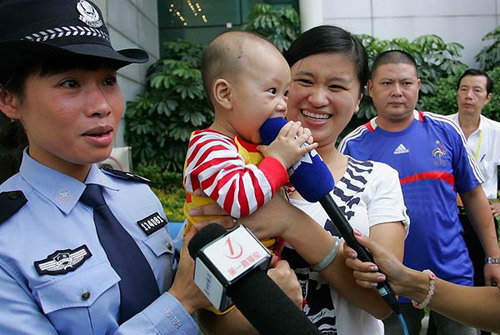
left=299, top=0, right=323, bottom=32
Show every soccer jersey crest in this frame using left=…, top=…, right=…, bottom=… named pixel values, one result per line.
left=432, top=140, right=448, bottom=166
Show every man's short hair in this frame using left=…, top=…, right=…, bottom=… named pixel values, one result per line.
left=457, top=68, right=494, bottom=94
left=371, top=50, right=418, bottom=79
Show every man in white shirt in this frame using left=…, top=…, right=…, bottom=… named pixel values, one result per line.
left=446, top=69, right=500, bottom=289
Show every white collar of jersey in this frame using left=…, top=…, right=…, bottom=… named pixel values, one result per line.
left=19, top=149, right=119, bottom=214
left=370, top=109, right=421, bottom=131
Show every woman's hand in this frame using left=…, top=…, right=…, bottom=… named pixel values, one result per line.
left=189, top=188, right=299, bottom=239
left=188, top=189, right=237, bottom=230
left=343, top=232, right=407, bottom=294
left=267, top=259, right=303, bottom=309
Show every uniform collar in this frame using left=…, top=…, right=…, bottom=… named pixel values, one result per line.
left=19, top=150, right=119, bottom=215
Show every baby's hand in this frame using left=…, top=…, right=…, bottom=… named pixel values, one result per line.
left=258, top=121, right=318, bottom=169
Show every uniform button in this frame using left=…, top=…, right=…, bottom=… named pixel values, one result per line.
left=8, top=191, right=21, bottom=200
left=81, top=291, right=91, bottom=300
left=166, top=243, right=173, bottom=251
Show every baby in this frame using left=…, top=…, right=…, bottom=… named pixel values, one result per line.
left=183, top=31, right=316, bottom=256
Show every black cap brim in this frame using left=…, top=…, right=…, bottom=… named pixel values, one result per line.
left=0, top=40, right=149, bottom=80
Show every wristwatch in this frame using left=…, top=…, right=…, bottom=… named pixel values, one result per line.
left=485, top=257, right=500, bottom=264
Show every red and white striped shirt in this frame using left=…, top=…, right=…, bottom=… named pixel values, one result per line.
left=184, top=129, right=288, bottom=218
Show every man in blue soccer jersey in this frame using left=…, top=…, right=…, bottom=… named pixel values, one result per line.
left=339, top=50, right=500, bottom=335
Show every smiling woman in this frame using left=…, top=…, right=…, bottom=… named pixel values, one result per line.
left=280, top=25, right=410, bottom=335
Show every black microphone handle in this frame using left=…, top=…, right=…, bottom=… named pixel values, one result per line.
left=226, top=269, right=321, bottom=335
left=319, top=193, right=401, bottom=315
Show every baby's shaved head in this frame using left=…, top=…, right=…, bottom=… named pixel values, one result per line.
left=201, top=31, right=279, bottom=104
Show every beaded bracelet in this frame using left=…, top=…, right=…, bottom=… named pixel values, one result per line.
left=311, top=236, right=340, bottom=272
left=412, top=269, right=436, bottom=309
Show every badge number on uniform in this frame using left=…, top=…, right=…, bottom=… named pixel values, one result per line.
left=137, top=212, right=167, bottom=236
left=34, top=245, right=92, bottom=275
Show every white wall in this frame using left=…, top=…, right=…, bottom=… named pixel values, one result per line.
left=304, top=0, right=499, bottom=67
left=97, top=0, right=160, bottom=146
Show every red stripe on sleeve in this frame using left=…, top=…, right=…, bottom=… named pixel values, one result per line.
left=237, top=177, right=250, bottom=217
left=249, top=172, right=265, bottom=208
left=223, top=179, right=237, bottom=216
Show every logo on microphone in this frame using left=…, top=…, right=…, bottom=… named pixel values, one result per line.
left=224, top=237, right=243, bottom=259
left=288, top=150, right=319, bottom=177
left=202, top=225, right=271, bottom=282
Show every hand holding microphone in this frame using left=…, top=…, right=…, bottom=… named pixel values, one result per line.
left=259, top=117, right=402, bottom=316
left=188, top=223, right=321, bottom=335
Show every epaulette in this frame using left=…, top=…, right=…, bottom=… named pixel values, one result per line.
left=0, top=191, right=27, bottom=224
left=101, top=167, right=151, bottom=184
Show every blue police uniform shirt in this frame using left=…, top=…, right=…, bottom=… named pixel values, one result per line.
left=340, top=111, right=483, bottom=301
left=0, top=150, right=198, bottom=335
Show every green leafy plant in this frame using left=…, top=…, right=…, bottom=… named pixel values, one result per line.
left=125, top=40, right=213, bottom=172
left=243, top=3, right=300, bottom=52
left=133, top=164, right=185, bottom=221
left=475, top=26, right=500, bottom=71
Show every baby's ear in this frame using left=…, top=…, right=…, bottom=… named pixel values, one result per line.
left=213, top=78, right=232, bottom=110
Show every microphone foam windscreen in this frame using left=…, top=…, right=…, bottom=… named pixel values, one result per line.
left=227, top=270, right=321, bottom=335
left=259, top=118, right=334, bottom=202
left=188, top=223, right=226, bottom=259
left=259, top=117, right=287, bottom=145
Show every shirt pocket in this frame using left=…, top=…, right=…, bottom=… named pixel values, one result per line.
left=479, top=159, right=494, bottom=181
left=142, top=227, right=176, bottom=258
left=142, top=228, right=177, bottom=291
left=34, top=261, right=119, bottom=313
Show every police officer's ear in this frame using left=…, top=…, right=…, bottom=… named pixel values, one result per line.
left=213, top=78, right=233, bottom=110
left=0, top=87, right=21, bottom=120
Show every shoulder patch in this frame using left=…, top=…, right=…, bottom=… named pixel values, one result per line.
left=0, top=191, right=27, bottom=223
left=101, top=167, right=151, bottom=184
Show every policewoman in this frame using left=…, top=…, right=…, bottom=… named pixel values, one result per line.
left=0, top=0, right=210, bottom=333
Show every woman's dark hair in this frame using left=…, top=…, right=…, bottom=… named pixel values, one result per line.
left=284, top=25, right=369, bottom=90
left=0, top=114, right=27, bottom=183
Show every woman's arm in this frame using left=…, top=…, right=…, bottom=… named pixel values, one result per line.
left=345, top=233, right=500, bottom=333
left=369, top=222, right=406, bottom=262
left=191, top=194, right=392, bottom=319
left=240, top=195, right=392, bottom=319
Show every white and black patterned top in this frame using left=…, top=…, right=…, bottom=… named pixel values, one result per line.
left=283, top=157, right=409, bottom=335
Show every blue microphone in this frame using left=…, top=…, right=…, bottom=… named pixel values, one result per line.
left=260, top=117, right=334, bottom=202
left=260, top=117, right=402, bottom=316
